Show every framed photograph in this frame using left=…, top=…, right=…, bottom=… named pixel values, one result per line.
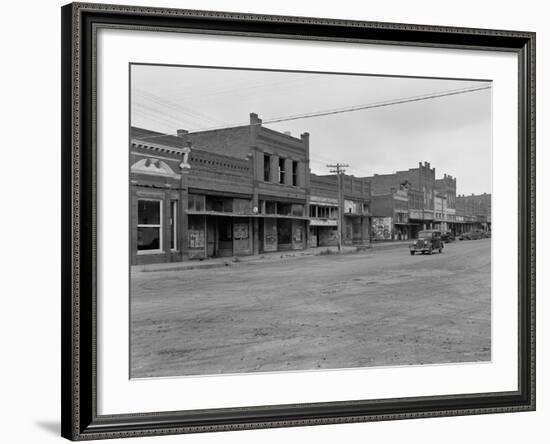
left=61, top=2, right=536, bottom=440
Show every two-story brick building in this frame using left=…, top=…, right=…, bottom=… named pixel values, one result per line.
left=456, top=193, right=492, bottom=233
left=308, top=173, right=371, bottom=247
left=366, top=162, right=437, bottom=239
left=130, top=113, right=311, bottom=265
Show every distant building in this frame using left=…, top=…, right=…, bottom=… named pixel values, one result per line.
left=366, top=162, right=436, bottom=239
left=456, top=193, right=492, bottom=232
left=366, top=163, right=490, bottom=239
left=370, top=185, right=410, bottom=241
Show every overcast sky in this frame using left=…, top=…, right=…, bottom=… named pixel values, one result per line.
left=131, top=64, right=492, bottom=195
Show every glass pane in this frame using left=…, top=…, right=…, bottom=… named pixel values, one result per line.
left=138, top=200, right=160, bottom=225
left=138, top=227, right=160, bottom=250
left=170, top=201, right=176, bottom=249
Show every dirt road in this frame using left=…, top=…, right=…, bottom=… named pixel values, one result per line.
left=131, top=239, right=491, bottom=378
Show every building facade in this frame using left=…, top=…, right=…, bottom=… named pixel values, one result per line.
left=308, top=173, right=371, bottom=247
left=130, top=113, right=310, bottom=265
left=367, top=163, right=490, bottom=239
left=367, top=162, right=436, bottom=240
left=131, top=121, right=491, bottom=265
left=371, top=185, right=410, bottom=240
left=456, top=193, right=492, bottom=233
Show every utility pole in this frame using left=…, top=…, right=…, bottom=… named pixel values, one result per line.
left=327, top=163, right=349, bottom=252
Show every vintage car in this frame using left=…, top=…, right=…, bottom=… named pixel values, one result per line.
left=459, top=230, right=483, bottom=241
left=441, top=231, right=455, bottom=243
left=409, top=230, right=444, bottom=255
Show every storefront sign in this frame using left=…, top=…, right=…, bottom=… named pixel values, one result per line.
left=188, top=229, right=205, bottom=248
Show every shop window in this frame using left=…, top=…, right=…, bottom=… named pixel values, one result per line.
left=206, top=196, right=233, bottom=213
left=279, top=158, right=286, bottom=184
left=291, top=204, right=304, bottom=217
left=137, top=199, right=162, bottom=252
left=264, top=154, right=271, bottom=182
left=278, top=203, right=292, bottom=215
left=266, top=201, right=277, bottom=214
left=292, top=161, right=298, bottom=186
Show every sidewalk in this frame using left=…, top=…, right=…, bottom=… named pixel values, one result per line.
left=132, top=241, right=411, bottom=273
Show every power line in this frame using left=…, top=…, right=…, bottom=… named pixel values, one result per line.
left=133, top=84, right=491, bottom=142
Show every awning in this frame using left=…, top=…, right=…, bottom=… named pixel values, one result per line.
left=309, top=219, right=338, bottom=227
left=185, top=210, right=309, bottom=220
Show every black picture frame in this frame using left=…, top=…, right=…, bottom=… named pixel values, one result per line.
left=61, top=2, right=536, bottom=440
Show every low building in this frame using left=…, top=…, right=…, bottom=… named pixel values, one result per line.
left=309, top=174, right=339, bottom=247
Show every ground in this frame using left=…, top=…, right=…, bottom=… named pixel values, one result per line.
left=130, top=239, right=491, bottom=378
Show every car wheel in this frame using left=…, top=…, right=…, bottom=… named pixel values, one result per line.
left=439, top=248, right=442, bottom=253
left=410, top=251, right=414, bottom=256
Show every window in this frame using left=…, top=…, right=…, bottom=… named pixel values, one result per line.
left=291, top=204, right=304, bottom=217
left=266, top=201, right=277, bottom=214
left=170, top=201, right=177, bottom=250
left=264, top=154, right=271, bottom=182
left=279, top=158, right=286, bottom=184
left=206, top=196, right=233, bottom=212
left=278, top=202, right=292, bottom=215
left=137, top=199, right=162, bottom=252
left=292, top=161, right=298, bottom=186
left=188, top=194, right=205, bottom=211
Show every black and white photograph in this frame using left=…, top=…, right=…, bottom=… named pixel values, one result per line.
left=129, top=65, right=492, bottom=379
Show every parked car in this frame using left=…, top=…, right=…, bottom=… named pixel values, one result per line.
left=470, top=230, right=484, bottom=240
left=441, top=231, right=455, bottom=243
left=459, top=230, right=483, bottom=240
left=409, top=230, right=444, bottom=255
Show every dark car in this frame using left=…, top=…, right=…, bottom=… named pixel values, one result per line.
left=409, top=230, right=444, bottom=255
left=459, top=230, right=483, bottom=240
left=470, top=230, right=484, bottom=240
left=441, top=231, right=455, bottom=243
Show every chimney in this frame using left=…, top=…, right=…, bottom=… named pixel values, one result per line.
left=300, top=132, right=310, bottom=149
left=250, top=113, right=262, bottom=125
left=177, top=129, right=188, bottom=137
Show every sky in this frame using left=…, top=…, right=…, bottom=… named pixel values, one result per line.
left=131, top=64, right=492, bottom=195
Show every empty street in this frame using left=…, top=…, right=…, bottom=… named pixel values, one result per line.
left=131, top=239, right=491, bottom=378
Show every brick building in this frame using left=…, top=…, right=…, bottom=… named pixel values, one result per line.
left=130, top=113, right=310, bottom=265
left=456, top=193, right=492, bottom=233
left=367, top=161, right=436, bottom=240
left=309, top=174, right=339, bottom=247
left=309, top=174, right=371, bottom=247
left=435, top=174, right=457, bottom=233
left=370, top=185, right=410, bottom=240
left=367, top=163, right=490, bottom=239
